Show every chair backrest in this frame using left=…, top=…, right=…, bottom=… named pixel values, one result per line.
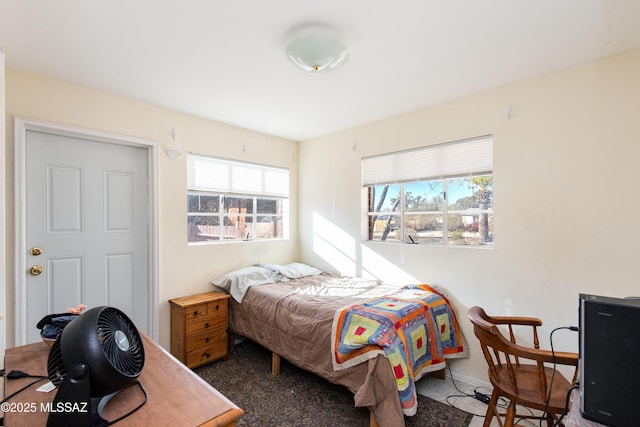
left=467, top=306, right=577, bottom=402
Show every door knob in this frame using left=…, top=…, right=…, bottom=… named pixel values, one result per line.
left=30, top=247, right=43, bottom=256
left=30, top=265, right=44, bottom=276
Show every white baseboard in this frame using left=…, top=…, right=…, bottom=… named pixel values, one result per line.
left=448, top=368, right=492, bottom=392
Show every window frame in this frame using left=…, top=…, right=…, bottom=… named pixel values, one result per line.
left=187, top=153, right=289, bottom=244
left=363, top=136, right=493, bottom=247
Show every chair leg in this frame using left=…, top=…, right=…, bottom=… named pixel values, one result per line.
left=483, top=390, right=500, bottom=427
left=504, top=400, right=517, bottom=427
left=545, top=413, right=555, bottom=427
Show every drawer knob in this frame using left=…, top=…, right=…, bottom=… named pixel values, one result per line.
left=205, top=322, right=210, bottom=328
left=205, top=337, right=210, bottom=343
left=203, top=352, right=210, bottom=359
left=193, top=310, right=199, bottom=317
left=215, top=304, right=219, bottom=311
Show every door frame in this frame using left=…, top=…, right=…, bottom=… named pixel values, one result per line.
left=14, top=117, right=160, bottom=345
left=1, top=53, right=6, bottom=372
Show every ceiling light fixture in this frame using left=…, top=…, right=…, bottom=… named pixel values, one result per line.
left=284, top=25, right=349, bottom=73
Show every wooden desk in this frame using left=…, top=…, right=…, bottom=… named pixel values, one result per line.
left=3, top=334, right=243, bottom=426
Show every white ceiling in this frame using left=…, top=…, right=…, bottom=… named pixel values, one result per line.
left=2, top=1, right=640, bottom=141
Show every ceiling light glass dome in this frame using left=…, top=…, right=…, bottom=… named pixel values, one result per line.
left=284, top=26, right=349, bottom=73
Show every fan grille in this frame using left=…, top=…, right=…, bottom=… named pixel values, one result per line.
left=47, top=337, right=67, bottom=387
left=96, top=307, right=144, bottom=376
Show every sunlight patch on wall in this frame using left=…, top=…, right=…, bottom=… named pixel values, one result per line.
left=361, top=244, right=419, bottom=284
left=312, top=212, right=420, bottom=282
left=312, top=212, right=356, bottom=275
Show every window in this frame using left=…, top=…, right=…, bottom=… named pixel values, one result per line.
left=363, top=136, right=493, bottom=247
left=187, top=154, right=289, bottom=243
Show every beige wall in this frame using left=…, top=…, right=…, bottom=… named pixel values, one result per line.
left=298, top=48, right=640, bottom=381
left=3, top=68, right=299, bottom=350
left=4, top=48, right=640, bottom=385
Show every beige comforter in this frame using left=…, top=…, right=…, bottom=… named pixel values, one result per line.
left=228, top=273, right=439, bottom=426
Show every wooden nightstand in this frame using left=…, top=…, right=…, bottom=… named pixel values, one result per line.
left=170, top=291, right=231, bottom=368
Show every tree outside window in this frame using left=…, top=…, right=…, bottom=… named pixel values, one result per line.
left=367, top=175, right=493, bottom=246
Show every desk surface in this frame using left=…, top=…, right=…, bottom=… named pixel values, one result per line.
left=3, top=334, right=243, bottom=426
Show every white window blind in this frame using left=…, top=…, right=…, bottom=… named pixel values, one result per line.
left=187, top=154, right=289, bottom=197
left=362, top=135, right=493, bottom=186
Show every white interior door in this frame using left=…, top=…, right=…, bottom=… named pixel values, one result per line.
left=23, top=129, right=150, bottom=343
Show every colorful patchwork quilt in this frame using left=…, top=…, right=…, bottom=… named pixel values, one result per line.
left=331, top=284, right=465, bottom=416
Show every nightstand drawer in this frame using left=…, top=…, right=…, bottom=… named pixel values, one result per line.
left=186, top=328, right=227, bottom=352
left=185, top=303, right=208, bottom=320
left=185, top=311, right=227, bottom=335
left=185, top=300, right=226, bottom=321
left=186, top=341, right=228, bottom=367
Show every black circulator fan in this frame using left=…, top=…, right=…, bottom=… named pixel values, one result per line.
left=46, top=306, right=146, bottom=427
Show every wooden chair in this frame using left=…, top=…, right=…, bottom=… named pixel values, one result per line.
left=467, top=306, right=578, bottom=427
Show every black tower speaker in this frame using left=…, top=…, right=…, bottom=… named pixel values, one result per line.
left=579, top=294, right=640, bottom=427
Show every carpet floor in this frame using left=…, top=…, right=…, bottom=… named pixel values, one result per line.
left=194, top=339, right=473, bottom=427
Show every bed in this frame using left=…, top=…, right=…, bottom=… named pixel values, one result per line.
left=213, top=263, right=467, bottom=427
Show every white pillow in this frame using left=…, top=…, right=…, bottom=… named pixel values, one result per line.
left=212, top=266, right=276, bottom=302
left=263, top=262, right=322, bottom=279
